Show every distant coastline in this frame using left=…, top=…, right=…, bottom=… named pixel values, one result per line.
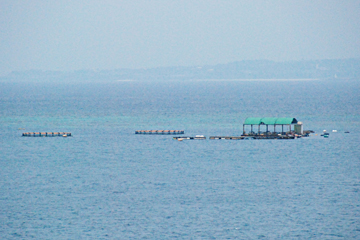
left=1, top=58, right=359, bottom=82
left=192, top=78, right=320, bottom=82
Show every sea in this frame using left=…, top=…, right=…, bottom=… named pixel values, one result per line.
left=0, top=78, right=359, bottom=239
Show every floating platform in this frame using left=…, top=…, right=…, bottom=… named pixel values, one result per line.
left=22, top=132, right=71, bottom=137
left=210, top=136, right=243, bottom=140
left=173, top=135, right=206, bottom=140
left=210, top=135, right=296, bottom=140
left=135, top=130, right=184, bottom=134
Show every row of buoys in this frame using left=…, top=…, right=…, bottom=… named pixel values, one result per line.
left=321, top=129, right=350, bottom=137
left=322, top=129, right=350, bottom=135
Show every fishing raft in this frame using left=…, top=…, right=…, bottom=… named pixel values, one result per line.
left=135, top=130, right=184, bottom=134
left=22, top=132, right=71, bottom=137
left=173, top=135, right=206, bottom=140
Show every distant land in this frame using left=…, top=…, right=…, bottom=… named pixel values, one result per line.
left=1, top=58, right=360, bottom=82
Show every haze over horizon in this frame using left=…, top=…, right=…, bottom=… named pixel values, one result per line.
left=1, top=0, right=359, bottom=75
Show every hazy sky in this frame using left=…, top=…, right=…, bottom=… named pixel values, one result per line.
left=1, top=0, right=359, bottom=74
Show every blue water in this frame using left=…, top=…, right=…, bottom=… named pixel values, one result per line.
left=1, top=79, right=360, bottom=239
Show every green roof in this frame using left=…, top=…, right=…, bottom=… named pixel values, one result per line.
left=261, top=117, right=278, bottom=125
left=275, top=118, right=298, bottom=124
left=244, top=117, right=263, bottom=125
left=244, top=117, right=298, bottom=125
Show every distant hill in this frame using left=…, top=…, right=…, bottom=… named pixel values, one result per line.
left=2, top=58, right=360, bottom=82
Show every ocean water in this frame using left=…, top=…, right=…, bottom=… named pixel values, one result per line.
left=0, top=78, right=359, bottom=239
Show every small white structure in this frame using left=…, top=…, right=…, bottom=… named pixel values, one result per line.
left=294, top=122, right=303, bottom=135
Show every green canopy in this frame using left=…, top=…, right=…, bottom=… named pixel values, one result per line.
left=275, top=118, right=298, bottom=124
left=244, top=118, right=263, bottom=125
left=261, top=117, right=278, bottom=125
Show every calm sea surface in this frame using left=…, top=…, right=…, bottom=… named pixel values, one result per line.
left=1, top=79, right=360, bottom=239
